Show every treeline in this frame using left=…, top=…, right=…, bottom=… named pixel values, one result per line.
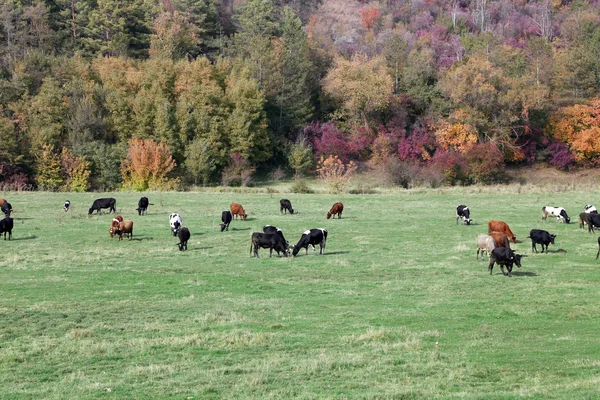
left=1, top=0, right=600, bottom=190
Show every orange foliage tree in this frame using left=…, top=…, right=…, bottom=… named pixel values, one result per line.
left=435, top=111, right=478, bottom=153
left=121, top=138, right=177, bottom=191
left=317, top=155, right=358, bottom=194
left=549, top=99, right=600, bottom=161
left=60, top=147, right=91, bottom=192
left=360, top=6, right=381, bottom=31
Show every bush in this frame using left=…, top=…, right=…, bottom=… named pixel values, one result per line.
left=317, top=155, right=358, bottom=194
left=221, top=152, right=256, bottom=187
left=290, top=180, right=314, bottom=194
left=464, top=142, right=505, bottom=184
left=547, top=141, right=576, bottom=170
left=430, top=150, right=469, bottom=186
left=121, top=138, right=177, bottom=191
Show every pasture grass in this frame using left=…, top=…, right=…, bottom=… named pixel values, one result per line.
left=1, top=188, right=600, bottom=398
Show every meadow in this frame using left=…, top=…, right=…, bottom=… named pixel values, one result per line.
left=1, top=187, right=600, bottom=399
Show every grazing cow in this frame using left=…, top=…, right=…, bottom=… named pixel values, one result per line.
left=488, top=247, right=522, bottom=277
left=596, top=237, right=600, bottom=260
left=169, top=213, right=182, bottom=236
left=88, top=198, right=116, bottom=215
left=585, top=204, right=597, bottom=214
left=280, top=199, right=294, bottom=214
left=476, top=234, right=496, bottom=261
left=230, top=202, right=247, bottom=220
left=585, top=213, right=600, bottom=233
left=177, top=227, right=190, bottom=251
left=1, top=201, right=12, bottom=217
left=63, top=200, right=71, bottom=212
left=262, top=225, right=288, bottom=255
left=109, top=219, right=133, bottom=240
left=489, top=231, right=511, bottom=249
left=326, top=202, right=343, bottom=219
left=528, top=229, right=556, bottom=253
left=136, top=197, right=152, bottom=216
left=456, top=205, right=472, bottom=225
left=541, top=206, right=570, bottom=223
left=111, top=215, right=124, bottom=228
left=488, top=220, right=517, bottom=243
left=580, top=212, right=590, bottom=230
left=0, top=217, right=13, bottom=240
left=250, top=232, right=289, bottom=258
left=220, top=210, right=232, bottom=232
left=292, top=228, right=328, bottom=256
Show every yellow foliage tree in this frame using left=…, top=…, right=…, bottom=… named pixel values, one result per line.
left=435, top=111, right=478, bottom=153
left=121, top=138, right=177, bottom=191
left=549, top=99, right=600, bottom=160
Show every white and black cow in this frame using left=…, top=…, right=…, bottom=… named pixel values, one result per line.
left=221, top=210, right=232, bottom=232
left=292, top=228, right=327, bottom=256
left=456, top=205, right=472, bottom=225
left=585, top=204, right=598, bottom=214
left=169, top=213, right=183, bottom=236
left=88, top=198, right=116, bottom=215
left=488, top=247, right=522, bottom=277
left=541, top=206, right=570, bottom=223
left=528, top=229, right=556, bottom=253
left=250, top=232, right=289, bottom=258
left=63, top=200, right=71, bottom=212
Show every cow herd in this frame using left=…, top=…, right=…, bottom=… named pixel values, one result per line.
left=462, top=203, right=600, bottom=277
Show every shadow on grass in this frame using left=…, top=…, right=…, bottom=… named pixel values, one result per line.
left=546, top=248, right=567, bottom=254
left=232, top=227, right=251, bottom=231
left=13, top=217, right=34, bottom=221
left=11, top=235, right=38, bottom=241
left=186, top=247, right=213, bottom=252
left=511, top=271, right=537, bottom=277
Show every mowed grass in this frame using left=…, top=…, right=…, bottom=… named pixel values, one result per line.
left=1, top=189, right=600, bottom=399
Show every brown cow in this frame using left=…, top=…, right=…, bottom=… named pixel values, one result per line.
left=488, top=220, right=516, bottom=243
left=0, top=198, right=5, bottom=207
left=326, top=202, right=344, bottom=219
left=580, top=213, right=589, bottom=230
left=230, top=203, right=247, bottom=220
left=111, top=215, right=124, bottom=228
left=489, top=231, right=511, bottom=249
left=109, top=219, right=133, bottom=240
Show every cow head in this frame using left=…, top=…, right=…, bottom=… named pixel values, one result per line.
left=220, top=223, right=227, bottom=232
left=88, top=207, right=94, bottom=215
left=326, top=212, right=332, bottom=219
left=549, top=234, right=556, bottom=244
left=464, top=218, right=472, bottom=225
left=560, top=209, right=570, bottom=223
left=289, top=208, right=294, bottom=214
left=514, top=254, right=522, bottom=268
left=109, top=227, right=116, bottom=238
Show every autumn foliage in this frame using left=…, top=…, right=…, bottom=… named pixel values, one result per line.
left=549, top=99, right=600, bottom=161
left=360, top=7, right=381, bottom=31
left=121, top=138, right=177, bottom=191
left=317, top=155, right=358, bottom=194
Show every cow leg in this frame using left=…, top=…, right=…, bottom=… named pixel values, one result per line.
left=269, top=248, right=273, bottom=258
left=320, top=240, right=325, bottom=254
left=597, top=248, right=600, bottom=260
left=499, top=265, right=507, bottom=276
left=532, top=242, right=537, bottom=253
left=456, top=216, right=459, bottom=225
left=338, top=213, right=342, bottom=219
left=488, top=260, right=495, bottom=275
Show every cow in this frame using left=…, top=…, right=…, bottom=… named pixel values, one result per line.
left=177, top=227, right=190, bottom=251
left=88, top=198, right=116, bottom=215
left=250, top=232, right=289, bottom=258
left=489, top=231, right=511, bottom=249
left=326, top=202, right=343, bottom=219
left=109, top=219, right=133, bottom=240
left=488, top=220, right=517, bottom=243
left=63, top=200, right=71, bottom=212
left=580, top=212, right=590, bottom=230
left=230, top=202, right=247, bottom=220
left=488, top=247, right=522, bottom=277
left=136, top=197, right=152, bottom=216
left=585, top=213, right=600, bottom=233
left=456, top=205, right=472, bottom=225
left=585, top=204, right=597, bottom=214
left=292, top=228, right=328, bottom=256
left=541, top=206, right=570, bottom=223
left=1, top=201, right=12, bottom=217
left=263, top=225, right=288, bottom=255
left=528, top=229, right=556, bottom=253
left=220, top=210, right=232, bottom=232
left=0, top=217, right=13, bottom=240
left=112, top=215, right=124, bottom=228
left=169, top=213, right=182, bottom=236
left=280, top=199, right=294, bottom=214
left=476, top=234, right=496, bottom=261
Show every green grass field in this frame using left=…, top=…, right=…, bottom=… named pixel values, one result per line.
left=2, top=188, right=600, bottom=399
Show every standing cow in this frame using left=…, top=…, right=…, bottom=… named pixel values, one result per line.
left=230, top=203, right=247, bottom=220
left=292, top=228, right=328, bottom=256
left=488, top=247, right=522, bottom=277
left=456, top=205, right=472, bottom=225
left=136, top=197, right=152, bottom=215
left=488, top=220, right=517, bottom=243
left=0, top=216, right=13, bottom=240
left=169, top=213, right=183, bottom=236
left=220, top=211, right=232, bottom=232
left=280, top=199, right=294, bottom=214
left=585, top=204, right=597, bottom=214
left=585, top=213, right=600, bottom=233
left=528, top=229, right=556, bottom=253
left=326, top=202, right=343, bottom=219
left=177, top=227, right=190, bottom=251
left=1, top=201, right=12, bottom=217
left=250, top=232, right=289, bottom=258
left=63, top=200, right=71, bottom=212
left=88, top=198, right=117, bottom=215
left=541, top=206, right=570, bottom=223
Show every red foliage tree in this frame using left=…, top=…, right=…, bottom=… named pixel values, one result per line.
left=360, top=6, right=381, bottom=31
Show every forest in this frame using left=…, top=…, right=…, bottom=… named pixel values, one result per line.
left=1, top=0, right=600, bottom=191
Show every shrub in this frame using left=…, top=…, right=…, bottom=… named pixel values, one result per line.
left=60, top=147, right=91, bottom=192
left=290, top=180, right=314, bottom=194
left=36, top=144, right=63, bottom=191
left=221, top=152, right=256, bottom=187
left=398, top=127, right=437, bottom=161
left=464, top=142, right=505, bottom=184
left=121, top=138, right=177, bottom=191
left=547, top=141, right=576, bottom=170
left=430, top=149, right=468, bottom=186
left=314, top=122, right=356, bottom=162
left=317, top=155, right=357, bottom=194
left=288, top=137, right=313, bottom=179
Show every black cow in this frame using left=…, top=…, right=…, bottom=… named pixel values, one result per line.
left=528, top=229, right=556, bottom=253
left=220, top=210, right=232, bottom=232
left=250, top=232, right=289, bottom=258
left=63, top=200, right=71, bottom=212
left=488, top=247, right=522, bottom=277
left=586, top=213, right=600, bottom=233
left=177, top=227, right=190, bottom=251
left=456, top=205, right=472, bottom=225
left=263, top=225, right=288, bottom=254
left=280, top=199, right=294, bottom=214
left=0, top=217, right=13, bottom=240
left=136, top=197, right=152, bottom=215
left=2, top=201, right=12, bottom=217
left=596, top=237, right=600, bottom=260
left=88, top=198, right=116, bottom=215
left=292, top=228, right=328, bottom=256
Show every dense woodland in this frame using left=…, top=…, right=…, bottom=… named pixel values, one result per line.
left=1, top=0, right=600, bottom=191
